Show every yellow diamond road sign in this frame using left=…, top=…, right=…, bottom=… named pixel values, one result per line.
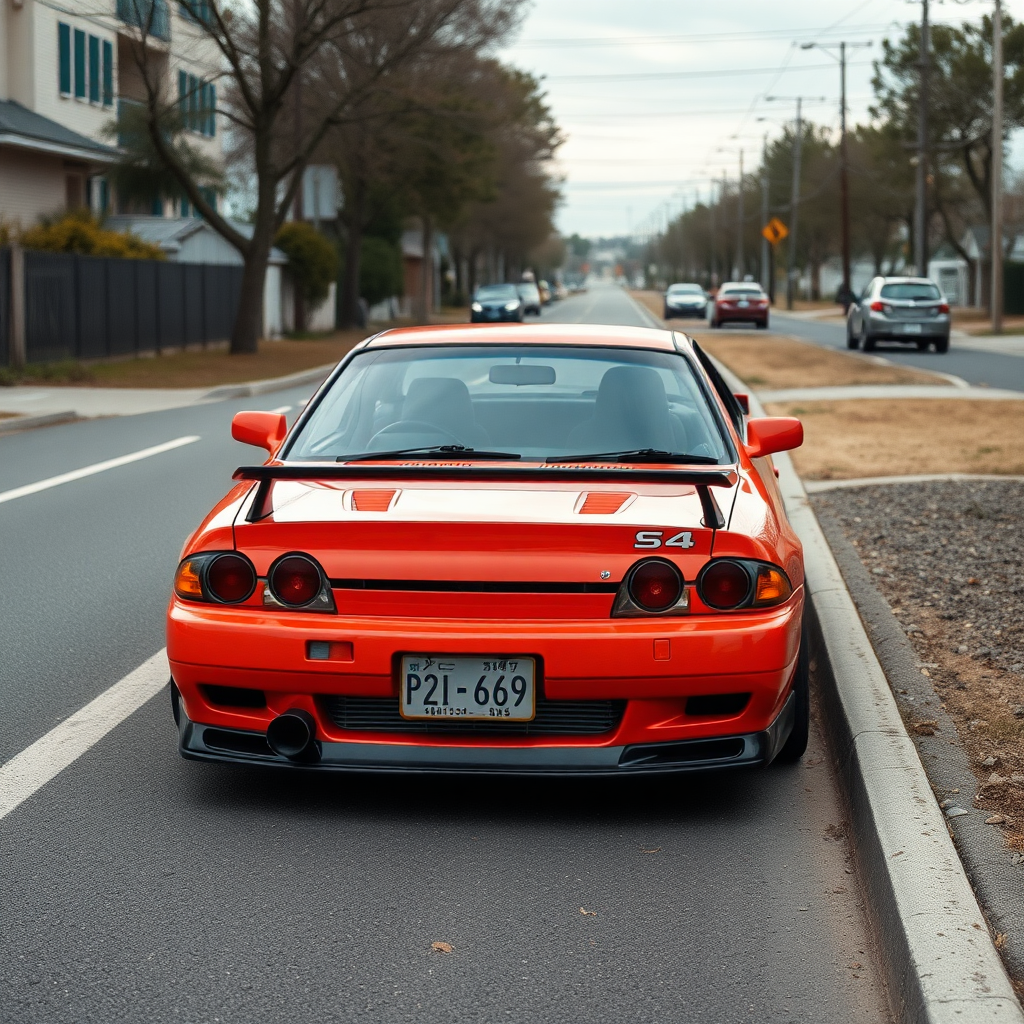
left=762, top=217, right=788, bottom=245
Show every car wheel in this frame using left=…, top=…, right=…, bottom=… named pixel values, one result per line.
left=709, top=318, right=718, bottom=329
left=935, top=335, right=950, bottom=354
left=775, top=632, right=809, bottom=764
left=756, top=320, right=768, bottom=330
left=860, top=325, right=875, bottom=352
left=916, top=339, right=930, bottom=352
left=846, top=322, right=859, bottom=349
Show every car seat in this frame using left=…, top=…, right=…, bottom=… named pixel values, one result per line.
left=401, top=377, right=491, bottom=446
left=566, top=365, right=687, bottom=452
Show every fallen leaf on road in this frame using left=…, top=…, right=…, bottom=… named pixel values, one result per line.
left=995, top=933, right=1008, bottom=949
left=986, top=814, right=1006, bottom=825
left=913, top=721, right=938, bottom=735
left=580, top=908, right=597, bottom=916
left=640, top=847, right=661, bottom=854
left=431, top=942, right=454, bottom=954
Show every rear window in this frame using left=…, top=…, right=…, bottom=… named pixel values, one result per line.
left=287, top=345, right=731, bottom=464
left=720, top=286, right=764, bottom=296
left=880, top=283, right=941, bottom=300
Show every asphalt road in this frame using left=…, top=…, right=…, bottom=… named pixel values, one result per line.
left=0, top=285, right=891, bottom=1023
left=767, top=310, right=1024, bottom=392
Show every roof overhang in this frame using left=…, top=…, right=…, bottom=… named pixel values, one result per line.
left=0, top=132, right=119, bottom=165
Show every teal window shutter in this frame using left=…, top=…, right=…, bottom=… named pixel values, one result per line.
left=102, top=40, right=113, bottom=105
left=88, top=36, right=100, bottom=102
left=58, top=24, right=71, bottom=94
left=74, top=29, right=86, bottom=98
left=178, top=70, right=187, bottom=121
left=208, top=83, right=216, bottom=136
left=188, top=73, right=198, bottom=131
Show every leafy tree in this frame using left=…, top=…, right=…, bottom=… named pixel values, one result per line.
left=359, top=235, right=404, bottom=306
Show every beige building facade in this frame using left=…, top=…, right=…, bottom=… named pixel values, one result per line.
left=0, top=0, right=223, bottom=228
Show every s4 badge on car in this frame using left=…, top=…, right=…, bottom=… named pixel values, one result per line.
left=634, top=530, right=695, bottom=550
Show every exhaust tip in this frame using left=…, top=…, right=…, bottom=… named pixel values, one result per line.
left=266, top=709, right=320, bottom=761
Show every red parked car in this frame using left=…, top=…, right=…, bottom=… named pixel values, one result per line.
left=709, top=283, right=770, bottom=330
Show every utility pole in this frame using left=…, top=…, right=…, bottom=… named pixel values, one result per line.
left=787, top=97, right=803, bottom=310
left=760, top=133, right=770, bottom=293
left=915, top=0, right=930, bottom=276
left=992, top=0, right=1004, bottom=332
left=736, top=149, right=745, bottom=279
left=839, top=42, right=852, bottom=305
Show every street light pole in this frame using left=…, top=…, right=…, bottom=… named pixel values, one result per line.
left=915, top=0, right=930, bottom=276
left=737, top=149, right=744, bottom=279
left=787, top=97, right=803, bottom=310
left=760, top=133, right=769, bottom=292
left=992, top=0, right=1004, bottom=333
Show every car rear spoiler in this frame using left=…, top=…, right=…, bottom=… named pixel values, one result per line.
left=233, top=464, right=734, bottom=528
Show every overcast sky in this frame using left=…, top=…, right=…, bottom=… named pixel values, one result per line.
left=497, top=0, right=1023, bottom=239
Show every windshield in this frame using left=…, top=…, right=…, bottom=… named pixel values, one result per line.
left=475, top=284, right=518, bottom=301
left=880, top=282, right=941, bottom=300
left=668, top=284, right=703, bottom=295
left=518, top=284, right=540, bottom=299
left=286, top=345, right=731, bottom=464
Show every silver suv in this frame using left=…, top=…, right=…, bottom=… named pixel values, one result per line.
left=846, top=277, right=951, bottom=353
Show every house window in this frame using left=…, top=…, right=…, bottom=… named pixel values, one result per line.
left=102, top=40, right=113, bottom=106
left=73, top=29, right=86, bottom=98
left=178, top=71, right=216, bottom=136
left=88, top=35, right=100, bottom=103
left=179, top=0, right=213, bottom=26
left=59, top=24, right=72, bottom=95
left=178, top=69, right=187, bottom=122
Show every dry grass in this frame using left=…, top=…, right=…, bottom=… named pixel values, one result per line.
left=766, top=398, right=1024, bottom=479
left=694, top=334, right=940, bottom=390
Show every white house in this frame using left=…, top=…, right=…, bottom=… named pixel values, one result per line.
left=0, top=0, right=223, bottom=227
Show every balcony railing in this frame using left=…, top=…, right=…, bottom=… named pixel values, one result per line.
left=116, top=0, right=170, bottom=41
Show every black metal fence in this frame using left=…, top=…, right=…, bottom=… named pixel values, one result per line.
left=3, top=248, right=243, bottom=365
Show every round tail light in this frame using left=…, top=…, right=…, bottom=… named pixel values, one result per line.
left=629, top=559, right=683, bottom=612
left=699, top=560, right=751, bottom=609
left=206, top=553, right=257, bottom=603
left=270, top=555, right=323, bottom=606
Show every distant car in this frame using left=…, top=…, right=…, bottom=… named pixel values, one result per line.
left=709, top=283, right=770, bottom=329
left=554, top=282, right=569, bottom=301
left=517, top=283, right=542, bottom=316
left=537, top=280, right=552, bottom=304
left=471, top=284, right=524, bottom=323
left=846, top=277, right=950, bottom=353
left=663, top=283, right=708, bottom=320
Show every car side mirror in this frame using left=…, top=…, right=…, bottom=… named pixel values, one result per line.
left=745, top=416, right=803, bottom=459
left=232, top=411, right=287, bottom=454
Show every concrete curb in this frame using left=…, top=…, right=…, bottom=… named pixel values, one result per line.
left=0, top=411, right=78, bottom=434
left=625, top=292, right=1024, bottom=1022
left=202, top=363, right=335, bottom=400
left=759, top=384, right=1024, bottom=402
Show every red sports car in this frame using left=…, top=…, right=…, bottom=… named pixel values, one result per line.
left=168, top=323, right=806, bottom=774
left=709, top=282, right=770, bottom=329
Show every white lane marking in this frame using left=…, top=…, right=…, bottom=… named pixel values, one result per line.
left=0, top=435, right=200, bottom=507
left=0, top=650, right=169, bottom=821
left=269, top=405, right=292, bottom=415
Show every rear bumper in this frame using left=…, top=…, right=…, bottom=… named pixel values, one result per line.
left=176, top=687, right=796, bottom=775
left=867, top=317, right=949, bottom=340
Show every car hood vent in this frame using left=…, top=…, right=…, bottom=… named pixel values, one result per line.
left=577, top=492, right=634, bottom=515
left=349, top=489, right=398, bottom=511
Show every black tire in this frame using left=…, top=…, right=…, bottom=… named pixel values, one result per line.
left=775, top=632, right=809, bottom=764
left=916, top=339, right=930, bottom=352
left=846, top=322, right=859, bottom=349
left=663, top=309, right=671, bottom=320
left=935, top=335, right=949, bottom=354
left=757, top=320, right=768, bottom=330
left=709, top=319, right=719, bottom=329
left=863, top=332, right=876, bottom=352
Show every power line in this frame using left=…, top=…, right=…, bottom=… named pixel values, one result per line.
left=546, top=61, right=872, bottom=83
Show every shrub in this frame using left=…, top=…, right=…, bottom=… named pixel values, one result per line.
left=274, top=222, right=338, bottom=307
left=20, top=210, right=165, bottom=259
left=360, top=236, right=404, bottom=307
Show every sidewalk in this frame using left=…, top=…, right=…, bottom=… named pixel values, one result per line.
left=0, top=363, right=333, bottom=427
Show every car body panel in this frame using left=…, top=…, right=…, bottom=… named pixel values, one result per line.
left=169, top=324, right=805, bottom=774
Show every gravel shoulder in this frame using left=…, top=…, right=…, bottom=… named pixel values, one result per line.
left=811, top=480, right=1024, bottom=984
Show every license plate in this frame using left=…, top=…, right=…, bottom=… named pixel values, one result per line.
left=902, top=323, right=922, bottom=333
left=737, top=300, right=749, bottom=307
left=400, top=655, right=536, bottom=721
